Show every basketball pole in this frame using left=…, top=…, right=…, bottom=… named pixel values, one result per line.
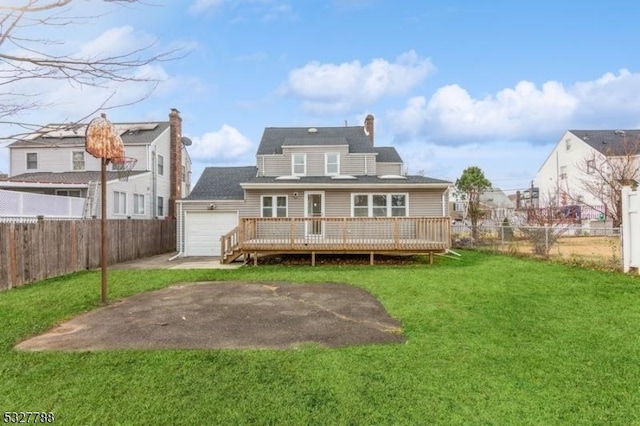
left=101, top=157, right=108, bottom=304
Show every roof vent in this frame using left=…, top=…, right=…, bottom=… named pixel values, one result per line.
left=614, top=130, right=626, bottom=136
left=307, top=128, right=318, bottom=133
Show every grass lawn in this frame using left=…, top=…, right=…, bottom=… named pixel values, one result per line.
left=1, top=251, right=640, bottom=425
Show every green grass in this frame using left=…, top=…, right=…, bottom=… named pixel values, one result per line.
left=1, top=252, right=640, bottom=425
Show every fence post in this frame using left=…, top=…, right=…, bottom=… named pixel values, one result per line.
left=545, top=225, right=549, bottom=255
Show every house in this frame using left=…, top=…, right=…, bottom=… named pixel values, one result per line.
left=176, top=115, right=452, bottom=263
left=534, top=130, right=640, bottom=221
left=0, top=109, right=191, bottom=219
left=449, top=188, right=515, bottom=223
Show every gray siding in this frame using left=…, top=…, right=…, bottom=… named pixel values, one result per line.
left=376, top=163, right=403, bottom=176
left=258, top=149, right=379, bottom=177
left=242, top=188, right=446, bottom=218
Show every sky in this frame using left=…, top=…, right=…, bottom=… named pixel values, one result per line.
left=3, top=0, right=640, bottom=195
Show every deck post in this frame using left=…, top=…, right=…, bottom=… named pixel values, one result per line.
left=253, top=252, right=258, bottom=266
left=311, top=251, right=315, bottom=266
left=370, top=252, right=374, bottom=265
left=429, top=251, right=434, bottom=265
left=290, top=218, right=295, bottom=249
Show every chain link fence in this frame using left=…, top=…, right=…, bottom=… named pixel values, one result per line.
left=452, top=221, right=622, bottom=269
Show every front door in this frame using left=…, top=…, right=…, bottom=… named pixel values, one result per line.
left=306, top=192, right=324, bottom=237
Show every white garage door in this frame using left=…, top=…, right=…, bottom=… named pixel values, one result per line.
left=185, top=211, right=238, bottom=256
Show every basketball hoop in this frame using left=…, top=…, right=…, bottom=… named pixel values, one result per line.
left=111, top=157, right=138, bottom=182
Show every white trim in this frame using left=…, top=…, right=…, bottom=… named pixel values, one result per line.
left=71, top=150, right=85, bottom=171
left=241, top=182, right=450, bottom=190
left=113, top=190, right=127, bottom=216
left=0, top=182, right=87, bottom=189
left=291, top=153, right=306, bottom=176
left=26, top=152, right=38, bottom=170
left=304, top=191, right=325, bottom=237
left=325, top=152, right=340, bottom=176
left=350, top=193, right=409, bottom=217
left=260, top=194, right=288, bottom=217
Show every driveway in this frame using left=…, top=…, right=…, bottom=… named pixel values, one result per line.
left=110, top=253, right=243, bottom=270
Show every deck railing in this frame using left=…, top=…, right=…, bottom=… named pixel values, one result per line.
left=221, top=217, right=451, bottom=261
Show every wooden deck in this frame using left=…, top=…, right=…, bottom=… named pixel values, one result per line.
left=221, top=217, right=451, bottom=265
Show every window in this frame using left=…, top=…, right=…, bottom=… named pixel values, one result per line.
left=587, top=160, right=595, bottom=174
left=325, top=153, right=340, bottom=175
left=26, top=153, right=37, bottom=170
left=565, top=138, right=572, bottom=151
left=351, top=194, right=408, bottom=217
left=559, top=166, right=567, bottom=180
left=157, top=196, right=164, bottom=217
left=72, top=151, right=85, bottom=171
left=56, top=189, right=82, bottom=197
left=157, top=155, right=164, bottom=176
left=113, top=191, right=126, bottom=215
left=453, top=202, right=466, bottom=212
left=292, top=153, right=306, bottom=176
left=391, top=194, right=407, bottom=216
left=261, top=195, right=287, bottom=217
left=133, top=194, right=145, bottom=215
left=353, top=195, right=369, bottom=217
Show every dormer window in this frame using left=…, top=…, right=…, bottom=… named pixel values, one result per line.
left=325, top=153, right=339, bottom=176
left=292, top=153, right=306, bottom=176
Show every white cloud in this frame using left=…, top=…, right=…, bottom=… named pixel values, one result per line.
left=189, top=0, right=226, bottom=14
left=189, top=0, right=295, bottom=20
left=398, top=140, right=552, bottom=192
left=281, top=50, right=434, bottom=114
left=389, top=69, right=640, bottom=144
left=189, top=125, right=254, bottom=161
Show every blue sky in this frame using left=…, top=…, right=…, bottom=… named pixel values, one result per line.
left=3, top=0, right=640, bottom=194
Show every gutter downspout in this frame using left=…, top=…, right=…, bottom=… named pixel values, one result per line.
left=168, top=201, right=183, bottom=261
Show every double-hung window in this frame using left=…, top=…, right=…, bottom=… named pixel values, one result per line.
left=157, top=196, right=164, bottom=217
left=262, top=195, right=287, bottom=217
left=157, top=155, right=164, bottom=176
left=292, top=154, right=306, bottom=176
left=325, top=153, right=339, bottom=175
left=26, top=153, right=37, bottom=170
left=72, top=151, right=85, bottom=171
left=351, top=194, right=408, bottom=217
left=113, top=191, right=127, bottom=215
left=133, top=194, right=145, bottom=215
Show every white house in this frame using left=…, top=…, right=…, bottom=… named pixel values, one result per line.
left=1, top=109, right=191, bottom=219
left=534, top=129, right=640, bottom=219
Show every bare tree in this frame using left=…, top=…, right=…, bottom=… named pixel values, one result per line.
left=569, top=134, right=640, bottom=228
left=0, top=0, right=183, bottom=139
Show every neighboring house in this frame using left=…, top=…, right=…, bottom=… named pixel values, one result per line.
left=534, top=129, right=640, bottom=220
left=176, top=115, right=452, bottom=262
left=448, top=188, right=515, bottom=223
left=0, top=109, right=191, bottom=219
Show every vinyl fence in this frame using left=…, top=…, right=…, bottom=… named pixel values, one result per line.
left=0, top=219, right=176, bottom=290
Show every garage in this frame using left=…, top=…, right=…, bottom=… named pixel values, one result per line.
left=185, top=211, right=238, bottom=256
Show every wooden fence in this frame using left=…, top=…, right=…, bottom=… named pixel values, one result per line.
left=0, top=219, right=176, bottom=291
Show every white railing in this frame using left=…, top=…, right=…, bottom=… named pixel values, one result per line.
left=0, top=189, right=85, bottom=218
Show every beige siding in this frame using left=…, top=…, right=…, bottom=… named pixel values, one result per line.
left=241, top=188, right=446, bottom=218
left=376, top=163, right=403, bottom=176
left=259, top=150, right=379, bottom=177
left=259, top=155, right=290, bottom=177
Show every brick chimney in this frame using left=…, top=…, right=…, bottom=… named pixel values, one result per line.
left=364, top=114, right=374, bottom=144
left=168, top=108, right=182, bottom=219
